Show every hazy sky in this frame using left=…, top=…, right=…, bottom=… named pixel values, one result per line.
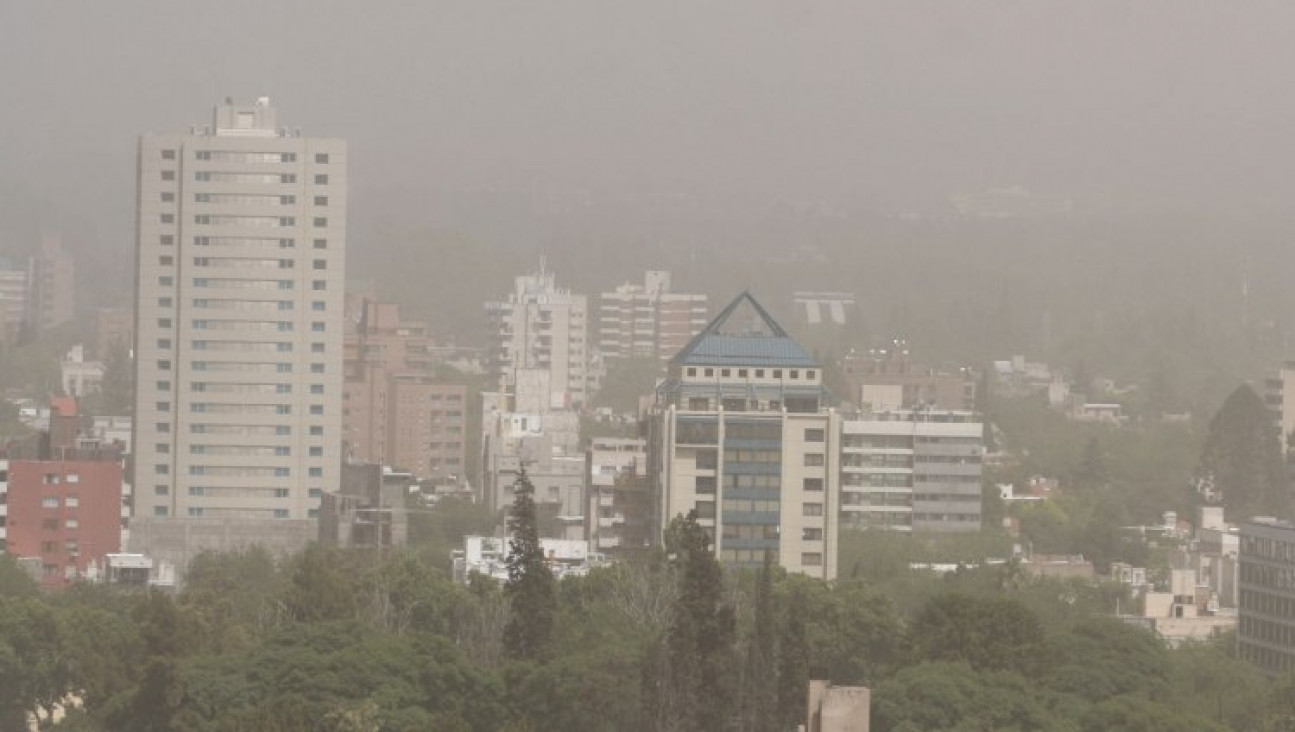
left=3, top=2, right=1295, bottom=292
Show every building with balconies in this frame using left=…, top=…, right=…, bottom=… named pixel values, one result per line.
left=839, top=411, right=984, bottom=532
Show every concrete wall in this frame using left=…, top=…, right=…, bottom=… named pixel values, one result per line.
left=127, top=516, right=316, bottom=580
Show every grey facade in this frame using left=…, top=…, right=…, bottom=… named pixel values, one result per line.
left=1239, top=518, right=1295, bottom=673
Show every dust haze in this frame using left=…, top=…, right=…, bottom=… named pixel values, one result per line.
left=3, top=1, right=1294, bottom=383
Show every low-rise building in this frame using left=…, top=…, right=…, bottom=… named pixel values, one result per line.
left=319, top=464, right=415, bottom=548
left=451, top=534, right=603, bottom=583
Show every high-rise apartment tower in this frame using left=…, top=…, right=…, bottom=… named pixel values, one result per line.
left=132, top=97, right=345, bottom=528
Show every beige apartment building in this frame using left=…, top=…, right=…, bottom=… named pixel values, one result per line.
left=342, top=297, right=466, bottom=481
left=132, top=97, right=345, bottom=533
left=651, top=292, right=839, bottom=579
left=598, top=270, right=708, bottom=362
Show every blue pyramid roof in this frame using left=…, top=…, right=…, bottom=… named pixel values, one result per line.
left=670, top=292, right=818, bottom=368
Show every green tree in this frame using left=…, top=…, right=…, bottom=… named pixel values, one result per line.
left=872, top=661, right=1067, bottom=732
left=1199, top=384, right=1289, bottom=518
left=282, top=545, right=359, bottom=623
left=97, top=340, right=135, bottom=415
left=775, top=585, right=809, bottom=732
left=663, top=511, right=736, bottom=731
left=1073, top=435, right=1107, bottom=489
left=908, top=593, right=1045, bottom=675
left=503, top=469, right=556, bottom=661
left=741, top=553, right=777, bottom=732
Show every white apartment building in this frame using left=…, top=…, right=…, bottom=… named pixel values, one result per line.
left=132, top=98, right=345, bottom=532
left=652, top=293, right=839, bottom=579
left=598, top=270, right=708, bottom=362
left=486, top=264, right=589, bottom=410
left=840, top=411, right=984, bottom=532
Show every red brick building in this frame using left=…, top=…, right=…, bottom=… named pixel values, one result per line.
left=5, top=459, right=122, bottom=589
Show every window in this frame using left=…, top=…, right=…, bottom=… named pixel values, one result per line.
left=312, top=259, right=327, bottom=270
left=161, top=191, right=175, bottom=202
left=802, top=528, right=823, bottom=541
left=161, top=149, right=176, bottom=160
left=704, top=368, right=714, bottom=377
left=188, top=507, right=205, bottom=518
left=313, top=196, right=328, bottom=206
left=773, top=370, right=782, bottom=379
left=310, top=364, right=325, bottom=376
left=155, top=464, right=169, bottom=475
left=161, top=170, right=175, bottom=181
left=309, top=446, right=323, bottom=457
left=160, top=235, right=174, bottom=245
left=695, top=476, right=716, bottom=494
left=314, top=174, right=329, bottom=185
left=154, top=507, right=169, bottom=517
left=274, top=509, right=290, bottom=519
left=804, top=428, right=825, bottom=442
left=160, top=213, right=174, bottom=224
left=65, top=494, right=79, bottom=506
left=803, top=502, right=824, bottom=517
left=310, top=426, right=324, bottom=436
left=313, top=217, right=327, bottom=227
left=158, top=276, right=173, bottom=286
left=310, top=384, right=324, bottom=394
left=312, top=280, right=326, bottom=290
left=154, top=485, right=169, bottom=496
left=806, top=370, right=816, bottom=380
left=310, top=405, right=324, bottom=415
left=157, top=338, right=171, bottom=349
left=156, top=401, right=170, bottom=412
left=803, top=477, right=823, bottom=492
left=42, top=518, right=59, bottom=530
left=801, top=552, right=823, bottom=566
left=311, top=342, right=325, bottom=353
left=804, top=453, right=825, bottom=467
left=157, top=317, right=171, bottom=328
left=156, top=443, right=170, bottom=454
left=158, top=297, right=172, bottom=307
left=738, top=369, right=748, bottom=378
left=790, top=370, right=800, bottom=380
left=313, top=238, right=327, bottom=249
left=721, top=369, right=731, bottom=377
left=315, top=153, right=330, bottom=163
left=42, top=496, right=59, bottom=507
left=281, top=195, right=296, bottom=204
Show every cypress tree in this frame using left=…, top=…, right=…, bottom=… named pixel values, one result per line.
left=744, top=552, right=778, bottom=732
left=1199, top=385, right=1290, bottom=519
left=666, top=511, right=736, bottom=730
left=775, top=585, right=809, bottom=732
left=503, top=468, right=555, bottom=661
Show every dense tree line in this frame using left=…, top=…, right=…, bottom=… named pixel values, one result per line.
left=5, top=526, right=1295, bottom=730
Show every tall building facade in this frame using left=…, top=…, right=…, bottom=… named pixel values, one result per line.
left=651, top=293, right=839, bottom=579
left=132, top=97, right=345, bottom=526
left=840, top=411, right=983, bottom=532
left=29, top=234, right=75, bottom=333
left=486, top=265, right=589, bottom=409
left=342, top=297, right=466, bottom=481
left=1238, top=518, right=1295, bottom=673
left=598, top=270, right=708, bottom=362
